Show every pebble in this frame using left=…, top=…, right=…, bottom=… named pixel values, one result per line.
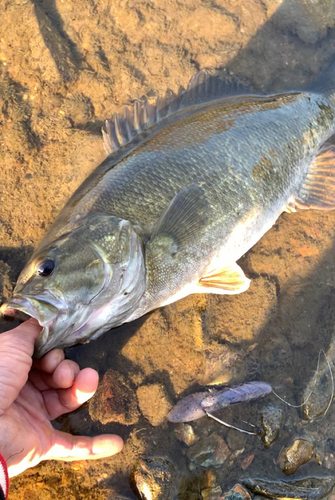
left=186, top=432, right=230, bottom=469
left=278, top=438, right=315, bottom=475
left=260, top=404, right=285, bottom=447
left=201, top=485, right=222, bottom=500
left=221, top=484, right=251, bottom=500
left=303, top=347, right=334, bottom=420
left=174, top=424, right=198, bottom=446
left=131, top=456, right=177, bottom=500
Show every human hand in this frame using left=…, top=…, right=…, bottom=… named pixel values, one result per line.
left=0, top=318, right=123, bottom=478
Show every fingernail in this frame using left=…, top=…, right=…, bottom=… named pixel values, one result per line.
left=75, top=388, right=95, bottom=405
left=92, top=436, right=123, bottom=454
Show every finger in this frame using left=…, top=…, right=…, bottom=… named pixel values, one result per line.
left=42, top=368, right=99, bottom=419
left=45, top=431, right=123, bottom=461
left=42, top=360, right=80, bottom=389
left=33, top=349, right=65, bottom=373
left=0, top=318, right=42, bottom=359
left=0, top=319, right=43, bottom=413
left=29, top=359, right=80, bottom=392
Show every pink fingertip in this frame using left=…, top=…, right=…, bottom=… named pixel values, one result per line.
left=74, top=368, right=99, bottom=405
left=92, top=435, right=124, bottom=455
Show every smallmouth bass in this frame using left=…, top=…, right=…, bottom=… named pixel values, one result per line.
left=2, top=70, right=335, bottom=357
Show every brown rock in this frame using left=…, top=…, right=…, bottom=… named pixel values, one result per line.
left=261, top=404, right=285, bottom=448
left=221, top=484, right=252, bottom=500
left=89, top=370, right=139, bottom=425
left=174, top=424, right=198, bottom=447
left=201, top=485, right=222, bottom=500
left=278, top=438, right=315, bottom=475
left=187, top=432, right=230, bottom=469
left=137, top=384, right=172, bottom=427
left=131, top=456, right=177, bottom=500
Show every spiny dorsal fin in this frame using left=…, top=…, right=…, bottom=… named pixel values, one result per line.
left=102, top=71, right=255, bottom=155
left=291, top=143, right=335, bottom=211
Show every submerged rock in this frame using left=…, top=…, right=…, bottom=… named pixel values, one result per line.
left=174, top=424, right=198, bottom=447
left=278, top=438, right=315, bottom=475
left=131, top=456, right=177, bottom=500
left=201, top=485, right=222, bottom=500
left=137, top=383, right=172, bottom=427
left=242, top=475, right=335, bottom=500
left=221, top=484, right=251, bottom=500
left=186, top=432, right=230, bottom=469
left=89, top=369, right=139, bottom=425
left=260, top=404, right=285, bottom=447
left=303, top=346, right=335, bottom=420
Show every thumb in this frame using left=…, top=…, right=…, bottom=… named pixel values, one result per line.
left=0, top=319, right=42, bottom=413
left=0, top=318, right=42, bottom=358
left=45, top=431, right=124, bottom=461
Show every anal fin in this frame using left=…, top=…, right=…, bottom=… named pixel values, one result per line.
left=196, top=262, right=250, bottom=295
left=291, top=143, right=335, bottom=211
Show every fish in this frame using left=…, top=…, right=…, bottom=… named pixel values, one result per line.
left=166, top=381, right=272, bottom=422
left=2, top=66, right=335, bottom=357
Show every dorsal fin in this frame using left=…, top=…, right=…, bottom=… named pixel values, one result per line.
left=102, top=71, right=256, bottom=155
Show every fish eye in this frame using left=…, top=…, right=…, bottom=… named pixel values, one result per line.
left=36, top=258, right=55, bottom=277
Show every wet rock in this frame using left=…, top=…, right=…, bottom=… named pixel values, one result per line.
left=89, top=369, right=139, bottom=425
left=137, top=383, right=172, bottom=427
left=303, top=345, right=335, bottom=420
left=201, top=485, right=222, bottom=500
left=260, top=404, right=285, bottom=447
left=202, top=470, right=217, bottom=489
left=221, top=484, right=251, bottom=500
left=178, top=470, right=217, bottom=500
left=242, top=475, right=335, bottom=500
left=323, top=453, right=335, bottom=471
left=131, top=456, right=177, bottom=500
left=186, top=432, right=230, bottom=469
left=174, top=424, right=198, bottom=446
left=278, top=438, right=315, bottom=475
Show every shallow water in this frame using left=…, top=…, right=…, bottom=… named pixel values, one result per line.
left=1, top=0, right=335, bottom=498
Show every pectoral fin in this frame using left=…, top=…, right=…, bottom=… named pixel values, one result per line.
left=288, top=143, right=335, bottom=211
left=149, top=184, right=209, bottom=256
left=196, top=262, right=251, bottom=295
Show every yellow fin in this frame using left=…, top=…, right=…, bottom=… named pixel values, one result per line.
left=197, top=262, right=250, bottom=295
left=291, top=143, right=335, bottom=211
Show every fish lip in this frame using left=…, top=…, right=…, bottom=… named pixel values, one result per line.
left=0, top=295, right=60, bottom=324
left=0, top=295, right=62, bottom=358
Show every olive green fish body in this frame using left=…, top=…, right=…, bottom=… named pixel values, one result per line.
left=4, top=72, right=335, bottom=356
left=43, top=91, right=335, bottom=313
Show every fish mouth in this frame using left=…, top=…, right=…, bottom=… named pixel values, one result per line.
left=0, top=295, right=60, bottom=358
